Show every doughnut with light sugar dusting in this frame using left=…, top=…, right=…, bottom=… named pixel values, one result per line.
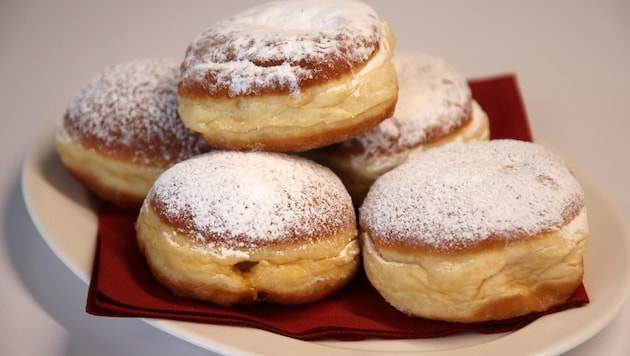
left=55, top=59, right=211, bottom=209
left=136, top=151, right=360, bottom=306
left=359, top=139, right=589, bottom=322
left=306, top=52, right=490, bottom=206
left=177, top=0, right=398, bottom=152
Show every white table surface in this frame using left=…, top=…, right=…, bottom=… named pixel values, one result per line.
left=2, top=0, right=629, bottom=355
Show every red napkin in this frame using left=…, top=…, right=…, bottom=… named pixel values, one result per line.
left=86, top=74, right=589, bottom=340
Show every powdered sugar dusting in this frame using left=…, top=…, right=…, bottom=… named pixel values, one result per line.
left=336, top=52, right=471, bottom=158
left=149, top=151, right=355, bottom=247
left=180, top=0, right=381, bottom=96
left=61, top=59, right=210, bottom=165
left=360, top=140, right=585, bottom=251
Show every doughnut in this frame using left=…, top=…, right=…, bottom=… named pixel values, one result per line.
left=135, top=151, right=360, bottom=306
left=177, top=0, right=398, bottom=152
left=359, top=139, right=588, bottom=322
left=55, top=59, right=211, bottom=209
left=306, top=52, right=489, bottom=205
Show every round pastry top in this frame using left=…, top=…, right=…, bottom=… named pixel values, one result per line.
left=147, top=151, right=356, bottom=247
left=330, top=52, right=472, bottom=157
left=58, top=59, right=210, bottom=166
left=178, top=0, right=383, bottom=97
left=360, top=139, right=585, bottom=252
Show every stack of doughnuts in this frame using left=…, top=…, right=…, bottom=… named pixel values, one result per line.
left=55, top=0, right=589, bottom=321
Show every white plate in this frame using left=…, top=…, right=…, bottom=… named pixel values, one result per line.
left=22, top=121, right=630, bottom=356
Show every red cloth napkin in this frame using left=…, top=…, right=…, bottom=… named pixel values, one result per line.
left=86, top=74, right=589, bottom=340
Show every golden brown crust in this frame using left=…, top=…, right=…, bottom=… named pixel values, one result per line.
left=367, top=214, right=581, bottom=257
left=178, top=0, right=383, bottom=98
left=365, top=199, right=584, bottom=256
left=178, top=39, right=379, bottom=99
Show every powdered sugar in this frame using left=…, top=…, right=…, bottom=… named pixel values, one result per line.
left=149, top=151, right=355, bottom=247
left=336, top=52, right=471, bottom=158
left=61, top=59, right=210, bottom=165
left=360, top=140, right=585, bottom=251
left=180, top=0, right=382, bottom=96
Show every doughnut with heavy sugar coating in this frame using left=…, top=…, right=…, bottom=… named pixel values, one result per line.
left=359, top=139, right=588, bottom=322
left=136, top=151, right=360, bottom=306
left=177, top=0, right=398, bottom=152
left=55, top=59, right=211, bottom=209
